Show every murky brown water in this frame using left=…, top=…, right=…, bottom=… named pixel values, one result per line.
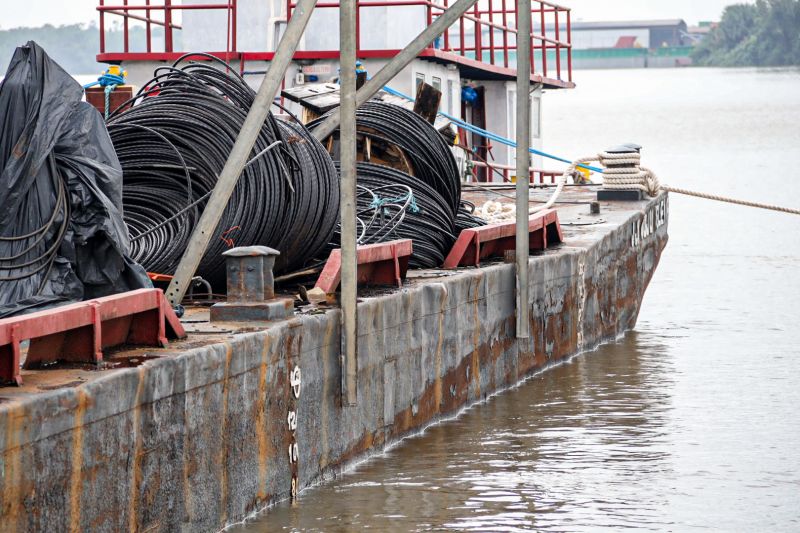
left=237, top=68, right=800, bottom=531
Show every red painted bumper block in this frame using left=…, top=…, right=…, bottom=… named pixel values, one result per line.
left=443, top=209, right=563, bottom=268
left=0, top=289, right=186, bottom=386
left=315, top=239, right=413, bottom=294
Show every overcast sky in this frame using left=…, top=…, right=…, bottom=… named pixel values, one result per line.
left=3, top=0, right=749, bottom=29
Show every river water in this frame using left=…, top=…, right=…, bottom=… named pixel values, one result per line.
left=237, top=67, right=800, bottom=532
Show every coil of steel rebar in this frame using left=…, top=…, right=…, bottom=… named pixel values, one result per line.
left=455, top=200, right=487, bottom=233
left=331, top=162, right=457, bottom=268
left=310, top=101, right=462, bottom=217
left=107, top=54, right=339, bottom=284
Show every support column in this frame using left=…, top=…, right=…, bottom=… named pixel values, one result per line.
left=340, top=0, right=358, bottom=406
left=515, top=0, right=531, bottom=339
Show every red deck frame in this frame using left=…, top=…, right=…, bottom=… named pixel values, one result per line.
left=0, top=289, right=186, bottom=386
left=95, top=0, right=574, bottom=88
left=443, top=209, right=563, bottom=268
left=315, top=239, right=413, bottom=294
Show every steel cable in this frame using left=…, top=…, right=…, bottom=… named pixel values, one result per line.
left=309, top=101, right=462, bottom=217
left=332, top=162, right=458, bottom=268
left=107, top=56, right=339, bottom=285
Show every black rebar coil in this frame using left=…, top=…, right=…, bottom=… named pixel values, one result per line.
left=310, top=101, right=462, bottom=217
left=333, top=162, right=457, bottom=268
left=455, top=200, right=487, bottom=233
left=107, top=55, right=339, bottom=284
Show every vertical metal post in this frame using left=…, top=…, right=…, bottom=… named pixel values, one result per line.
left=165, top=0, right=319, bottom=306
left=566, top=8, right=572, bottom=83
left=123, top=0, right=129, bottom=53
left=164, top=0, right=173, bottom=53
left=231, top=0, right=238, bottom=51
left=340, top=0, right=358, bottom=406
left=99, top=0, right=106, bottom=54
left=554, top=8, right=560, bottom=79
left=515, top=0, right=531, bottom=339
left=145, top=0, right=152, bottom=53
left=539, top=5, right=547, bottom=78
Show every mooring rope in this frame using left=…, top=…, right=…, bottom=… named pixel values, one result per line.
left=658, top=185, right=800, bottom=215
left=540, top=151, right=800, bottom=216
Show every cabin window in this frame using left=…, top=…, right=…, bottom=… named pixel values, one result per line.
left=415, top=73, right=425, bottom=95
left=432, top=76, right=442, bottom=92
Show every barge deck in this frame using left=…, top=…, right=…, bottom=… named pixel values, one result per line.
left=0, top=187, right=668, bottom=532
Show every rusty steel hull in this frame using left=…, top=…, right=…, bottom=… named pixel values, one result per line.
left=0, top=192, right=668, bottom=532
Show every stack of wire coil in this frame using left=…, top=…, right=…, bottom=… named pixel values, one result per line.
left=310, top=101, right=462, bottom=218
left=455, top=200, right=487, bottom=233
left=107, top=54, right=339, bottom=285
left=333, top=162, right=457, bottom=268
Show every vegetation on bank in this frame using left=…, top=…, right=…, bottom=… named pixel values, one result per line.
left=0, top=23, right=166, bottom=75
left=692, top=0, right=800, bottom=66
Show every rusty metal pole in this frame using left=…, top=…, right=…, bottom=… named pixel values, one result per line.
left=340, top=0, right=358, bottom=406
left=312, top=0, right=479, bottom=141
left=165, top=0, right=319, bottom=307
left=515, top=0, right=531, bottom=339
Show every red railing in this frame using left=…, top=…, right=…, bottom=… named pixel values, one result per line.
left=97, top=0, right=572, bottom=86
left=284, top=0, right=572, bottom=83
left=97, top=1, right=237, bottom=61
left=469, top=160, right=561, bottom=184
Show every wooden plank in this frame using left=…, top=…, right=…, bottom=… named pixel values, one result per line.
left=413, top=82, right=442, bottom=124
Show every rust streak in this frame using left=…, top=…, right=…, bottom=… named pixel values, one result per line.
left=219, top=342, right=234, bottom=523
left=319, top=318, right=334, bottom=470
left=256, top=335, right=271, bottom=500
left=434, top=284, right=447, bottom=411
left=69, top=389, right=88, bottom=532
left=1, top=402, right=24, bottom=533
left=128, top=367, right=146, bottom=533
left=471, top=275, right=482, bottom=398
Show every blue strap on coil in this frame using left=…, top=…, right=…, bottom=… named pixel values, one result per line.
left=380, top=85, right=604, bottom=174
left=83, top=71, right=126, bottom=119
left=369, top=191, right=420, bottom=213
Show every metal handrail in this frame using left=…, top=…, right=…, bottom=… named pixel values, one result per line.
left=96, top=0, right=572, bottom=84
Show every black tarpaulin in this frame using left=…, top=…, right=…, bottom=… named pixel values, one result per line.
left=0, top=41, right=150, bottom=317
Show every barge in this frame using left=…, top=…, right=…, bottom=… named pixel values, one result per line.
left=0, top=187, right=668, bottom=531
left=0, top=1, right=671, bottom=531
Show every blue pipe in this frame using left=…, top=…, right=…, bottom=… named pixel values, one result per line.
left=381, top=85, right=603, bottom=173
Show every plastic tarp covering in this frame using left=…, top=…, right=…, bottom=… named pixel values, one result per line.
left=0, top=41, right=150, bottom=318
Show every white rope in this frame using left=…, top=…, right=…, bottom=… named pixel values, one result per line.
left=568, top=151, right=800, bottom=216
left=598, top=151, right=661, bottom=195
left=478, top=149, right=800, bottom=218
left=659, top=185, right=800, bottom=215
left=528, top=155, right=594, bottom=214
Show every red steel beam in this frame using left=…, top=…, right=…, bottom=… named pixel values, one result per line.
left=315, top=239, right=413, bottom=294
left=0, top=289, right=186, bottom=386
left=443, top=209, right=563, bottom=268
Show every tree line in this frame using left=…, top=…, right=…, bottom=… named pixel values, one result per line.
left=692, top=0, right=800, bottom=66
left=0, top=23, right=168, bottom=75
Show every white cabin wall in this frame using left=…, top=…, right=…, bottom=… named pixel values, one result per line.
left=237, top=0, right=273, bottom=51
left=183, top=0, right=230, bottom=52
left=481, top=81, right=543, bottom=181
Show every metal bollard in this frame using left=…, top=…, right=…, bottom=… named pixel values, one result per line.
left=597, top=143, right=645, bottom=201
left=210, top=246, right=293, bottom=322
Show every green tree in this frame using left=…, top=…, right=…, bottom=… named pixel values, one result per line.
left=0, top=23, right=168, bottom=76
left=692, top=0, right=800, bottom=66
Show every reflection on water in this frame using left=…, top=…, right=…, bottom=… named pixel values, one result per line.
left=238, top=68, right=800, bottom=532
